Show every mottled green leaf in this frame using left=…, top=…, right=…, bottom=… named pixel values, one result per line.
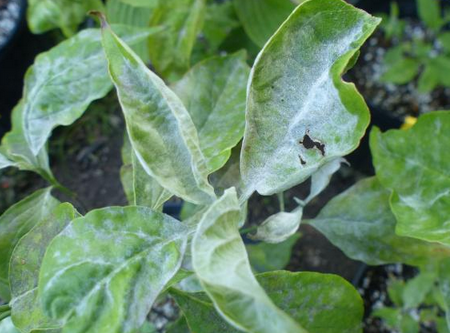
left=233, top=0, right=295, bottom=48
left=39, top=206, right=189, bottom=333
left=170, top=289, right=241, bottom=333
left=310, top=177, right=449, bottom=266
left=250, top=206, right=303, bottom=244
left=241, top=0, right=380, bottom=197
left=0, top=318, right=20, bottom=333
left=1, top=102, right=55, bottom=183
left=23, top=25, right=161, bottom=156
left=258, top=271, right=364, bottom=333
left=370, top=112, right=450, bottom=245
left=27, top=0, right=104, bottom=37
left=0, top=188, right=59, bottom=301
left=9, top=203, right=80, bottom=333
left=148, top=0, right=206, bottom=80
left=173, top=52, right=250, bottom=173
left=247, top=234, right=299, bottom=273
left=100, top=20, right=215, bottom=205
left=192, top=188, right=306, bottom=333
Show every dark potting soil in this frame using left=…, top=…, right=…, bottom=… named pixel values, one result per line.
left=347, top=21, right=450, bottom=120
left=0, top=0, right=21, bottom=49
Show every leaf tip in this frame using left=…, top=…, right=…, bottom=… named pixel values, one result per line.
left=89, top=11, right=109, bottom=29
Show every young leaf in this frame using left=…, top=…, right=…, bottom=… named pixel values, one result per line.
left=233, top=0, right=296, bottom=48
left=240, top=0, right=380, bottom=197
left=22, top=25, right=161, bottom=156
left=170, top=289, right=241, bottom=333
left=247, top=234, right=300, bottom=273
left=309, top=177, right=449, bottom=266
left=1, top=102, right=55, bottom=184
left=0, top=188, right=59, bottom=301
left=192, top=188, right=306, bottom=333
left=402, top=271, right=437, bottom=309
left=172, top=51, right=250, bottom=173
left=370, top=112, right=450, bottom=245
left=9, top=203, right=80, bottom=333
left=417, top=0, right=443, bottom=31
left=148, top=0, right=206, bottom=80
left=257, top=271, right=364, bottom=333
left=38, top=206, right=189, bottom=333
left=27, top=0, right=104, bottom=37
left=372, top=307, right=402, bottom=329
left=250, top=206, right=303, bottom=244
left=99, top=18, right=216, bottom=205
left=380, top=58, right=420, bottom=84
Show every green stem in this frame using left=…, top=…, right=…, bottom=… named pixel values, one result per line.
left=0, top=304, right=10, bottom=313
left=277, top=192, right=285, bottom=212
left=0, top=310, right=11, bottom=321
left=239, top=225, right=259, bottom=235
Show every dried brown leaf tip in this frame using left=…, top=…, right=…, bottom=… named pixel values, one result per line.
left=89, top=11, right=109, bottom=29
left=299, top=130, right=325, bottom=156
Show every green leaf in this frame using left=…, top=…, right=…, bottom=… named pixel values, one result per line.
left=250, top=206, right=303, bottom=244
left=418, top=62, right=440, bottom=93
left=38, top=206, right=189, bottom=333
left=9, top=203, right=80, bottom=333
left=372, top=307, right=402, bottom=329
left=417, top=0, right=443, bottom=31
left=0, top=150, right=16, bottom=169
left=106, top=0, right=154, bottom=62
left=439, top=258, right=450, bottom=330
left=1, top=101, right=55, bottom=184
left=0, top=318, right=20, bottom=333
left=209, top=145, right=242, bottom=196
left=170, top=289, right=241, bottom=333
left=27, top=0, right=104, bottom=37
left=381, top=58, right=420, bottom=84
left=22, top=25, right=161, bottom=156
left=148, top=0, right=206, bottom=80
left=257, top=271, right=364, bottom=333
left=100, top=19, right=216, bottom=205
left=370, top=112, right=450, bottom=245
left=387, top=279, right=405, bottom=307
left=433, top=56, right=450, bottom=86
left=247, top=234, right=299, bottom=273
left=400, top=314, right=420, bottom=333
left=166, top=317, right=190, bottom=333
left=119, top=0, right=159, bottom=8
left=402, top=271, right=436, bottom=309
left=438, top=32, right=450, bottom=53
left=0, top=188, right=59, bottom=301
left=172, top=51, right=250, bottom=173
left=240, top=0, right=380, bottom=198
left=233, top=0, right=296, bottom=48
left=309, top=177, right=449, bottom=266
left=192, top=188, right=306, bottom=333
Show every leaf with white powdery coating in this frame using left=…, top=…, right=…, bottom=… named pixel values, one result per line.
left=0, top=188, right=59, bottom=301
left=0, top=150, right=15, bottom=169
left=192, top=188, right=307, bottom=333
left=370, top=111, right=450, bottom=246
left=241, top=0, right=380, bottom=197
left=99, top=18, right=216, bottom=205
left=38, top=206, right=189, bottom=333
left=9, top=203, right=80, bottom=333
left=310, top=177, right=450, bottom=266
left=22, top=25, right=162, bottom=156
left=172, top=51, right=250, bottom=173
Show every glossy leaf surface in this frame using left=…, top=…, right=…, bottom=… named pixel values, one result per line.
left=9, top=203, right=80, bottom=333
left=192, top=188, right=306, bottom=333
left=0, top=188, right=59, bottom=301
left=101, top=20, right=215, bottom=205
left=310, top=177, right=449, bottom=266
left=370, top=112, right=450, bottom=245
left=23, top=26, right=160, bottom=156
left=241, top=0, right=380, bottom=197
left=173, top=52, right=250, bottom=173
left=39, top=206, right=188, bottom=333
left=257, top=271, right=364, bottom=333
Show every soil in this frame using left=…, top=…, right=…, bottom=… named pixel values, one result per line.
left=347, top=21, right=450, bottom=121
left=0, top=0, right=21, bottom=50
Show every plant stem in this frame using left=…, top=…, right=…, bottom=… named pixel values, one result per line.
left=277, top=192, right=285, bottom=212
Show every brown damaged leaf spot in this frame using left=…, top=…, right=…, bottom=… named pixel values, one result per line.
left=299, top=131, right=325, bottom=156
left=298, top=155, right=306, bottom=165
